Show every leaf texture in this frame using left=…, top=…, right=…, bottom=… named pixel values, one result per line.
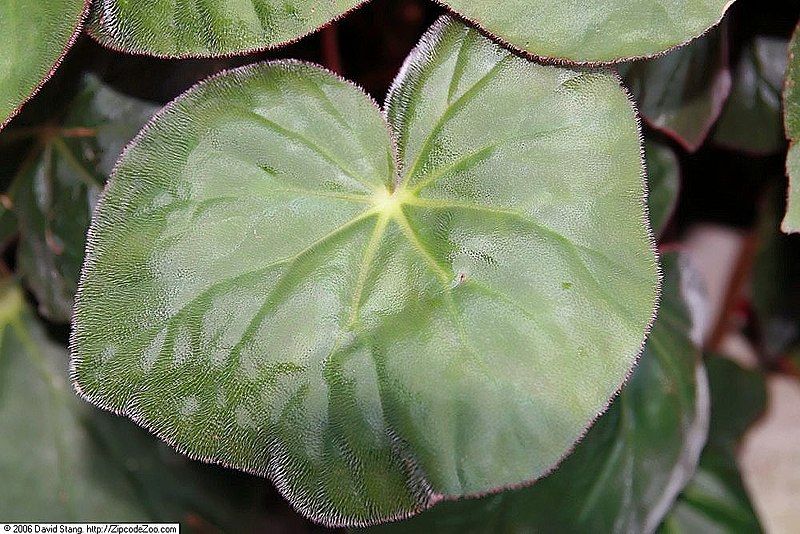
left=71, top=18, right=658, bottom=526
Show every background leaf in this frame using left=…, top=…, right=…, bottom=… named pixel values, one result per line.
left=439, top=0, right=732, bottom=63
left=71, top=18, right=657, bottom=526
left=752, top=186, right=800, bottom=361
left=621, top=26, right=731, bottom=152
left=659, top=357, right=766, bottom=534
left=8, top=76, right=157, bottom=322
left=713, top=36, right=788, bottom=155
left=0, top=0, right=87, bottom=129
left=362, top=252, right=707, bottom=533
left=645, top=140, right=681, bottom=237
left=88, top=0, right=365, bottom=57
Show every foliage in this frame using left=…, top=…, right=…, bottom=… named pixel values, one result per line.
left=621, top=25, right=731, bottom=152
left=659, top=356, right=766, bottom=533
left=362, top=253, right=705, bottom=533
left=0, top=283, right=276, bottom=529
left=0, top=0, right=87, bottom=128
left=69, top=19, right=657, bottom=525
left=0, top=0, right=796, bottom=531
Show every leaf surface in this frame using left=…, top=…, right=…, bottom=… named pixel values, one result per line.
left=753, top=186, right=800, bottom=360
left=0, top=0, right=87, bottom=129
left=621, top=26, right=731, bottom=152
left=440, top=0, right=734, bottom=63
left=645, top=140, right=681, bottom=237
left=783, top=24, right=800, bottom=233
left=71, top=18, right=658, bottom=526
left=9, top=76, right=158, bottom=322
left=362, top=253, right=706, bottom=533
left=713, top=37, right=788, bottom=155
left=0, top=283, right=272, bottom=528
left=659, top=357, right=766, bottom=534
left=88, top=0, right=364, bottom=57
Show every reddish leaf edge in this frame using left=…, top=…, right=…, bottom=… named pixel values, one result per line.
left=69, top=19, right=662, bottom=526
left=84, top=0, right=736, bottom=68
left=0, top=0, right=92, bottom=132
left=85, top=1, right=372, bottom=60
left=429, top=0, right=737, bottom=67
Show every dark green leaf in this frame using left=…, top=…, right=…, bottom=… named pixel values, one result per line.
left=713, top=37, right=788, bottom=155
left=8, top=76, right=157, bottom=322
left=0, top=283, right=271, bottom=528
left=0, top=202, right=17, bottom=251
left=658, top=357, right=766, bottom=534
left=752, top=186, right=800, bottom=360
left=71, top=18, right=658, bottom=526
left=646, top=140, right=681, bottom=237
left=621, top=26, right=731, bottom=152
left=361, top=253, right=706, bottom=533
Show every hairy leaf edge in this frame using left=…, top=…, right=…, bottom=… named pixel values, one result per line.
left=69, top=42, right=662, bottom=526
left=85, top=1, right=372, bottom=59
left=428, top=0, right=737, bottom=66
left=84, top=0, right=736, bottom=65
left=0, top=0, right=92, bottom=132
left=384, top=17, right=661, bottom=507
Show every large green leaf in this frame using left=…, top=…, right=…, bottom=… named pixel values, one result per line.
left=0, top=0, right=88, bottom=129
left=362, top=252, right=706, bottom=533
left=0, top=283, right=272, bottom=528
left=659, top=357, right=765, bottom=533
left=8, top=76, right=157, bottom=322
left=621, top=25, right=731, bottom=152
left=783, top=23, right=800, bottom=234
left=713, top=37, right=788, bottom=155
left=71, top=18, right=658, bottom=526
left=440, top=0, right=734, bottom=63
left=88, top=0, right=365, bottom=57
left=645, top=140, right=681, bottom=238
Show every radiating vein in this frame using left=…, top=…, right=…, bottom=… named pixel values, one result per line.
left=400, top=55, right=512, bottom=187
left=234, top=106, right=378, bottom=194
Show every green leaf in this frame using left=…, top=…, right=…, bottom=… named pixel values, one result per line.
left=361, top=252, right=706, bottom=533
left=0, top=0, right=88, bottom=129
left=0, top=284, right=283, bottom=529
left=658, top=357, right=766, bottom=534
left=646, top=140, right=681, bottom=238
left=752, top=186, right=800, bottom=360
left=713, top=37, right=788, bottom=155
left=440, top=0, right=733, bottom=63
left=621, top=25, right=731, bottom=152
left=87, top=0, right=364, bottom=57
left=783, top=24, right=800, bottom=233
left=0, top=282, right=270, bottom=527
left=703, top=357, right=766, bottom=450
left=8, top=76, right=158, bottom=322
left=71, top=18, right=658, bottom=526
left=86, top=0, right=734, bottom=62
left=0, top=202, right=17, bottom=250
left=660, top=449, right=762, bottom=534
